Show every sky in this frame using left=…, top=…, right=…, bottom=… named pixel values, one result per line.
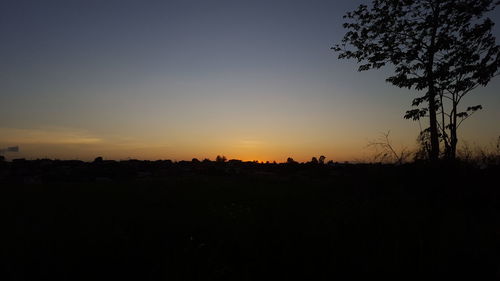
left=1, top=0, right=499, bottom=162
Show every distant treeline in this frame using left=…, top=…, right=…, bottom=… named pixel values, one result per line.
left=0, top=156, right=357, bottom=185
left=1, top=155, right=499, bottom=185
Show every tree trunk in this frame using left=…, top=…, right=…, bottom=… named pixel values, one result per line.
left=440, top=93, right=451, bottom=159
left=427, top=4, right=440, bottom=162
left=428, top=89, right=440, bottom=161
left=450, top=102, right=458, bottom=160
left=426, top=42, right=440, bottom=161
left=450, top=130, right=457, bottom=160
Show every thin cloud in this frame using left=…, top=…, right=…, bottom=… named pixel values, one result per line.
left=0, top=127, right=103, bottom=145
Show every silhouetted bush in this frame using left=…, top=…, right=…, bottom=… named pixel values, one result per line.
left=216, top=155, right=227, bottom=163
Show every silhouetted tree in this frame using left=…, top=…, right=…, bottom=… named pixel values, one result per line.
left=319, top=155, right=326, bottom=164
left=286, top=157, right=297, bottom=164
left=215, top=155, right=227, bottom=163
left=310, top=157, right=319, bottom=164
left=191, top=158, right=200, bottom=163
left=93, top=156, right=103, bottom=163
left=333, top=0, right=500, bottom=161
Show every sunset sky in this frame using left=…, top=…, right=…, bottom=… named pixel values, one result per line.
left=1, top=0, right=499, bottom=162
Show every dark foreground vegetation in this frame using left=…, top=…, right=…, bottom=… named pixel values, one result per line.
left=1, top=159, right=499, bottom=280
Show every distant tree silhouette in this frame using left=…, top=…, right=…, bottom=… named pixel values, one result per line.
left=286, top=157, right=297, bottom=164
left=333, top=0, right=500, bottom=161
left=319, top=155, right=326, bottom=164
left=93, top=156, right=103, bottom=163
left=310, top=157, right=319, bottom=164
left=215, top=155, right=227, bottom=163
left=191, top=158, right=200, bottom=163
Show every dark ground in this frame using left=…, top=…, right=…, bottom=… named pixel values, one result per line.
left=0, top=159, right=499, bottom=280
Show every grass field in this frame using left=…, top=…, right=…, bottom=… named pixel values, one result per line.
left=1, top=161, right=499, bottom=280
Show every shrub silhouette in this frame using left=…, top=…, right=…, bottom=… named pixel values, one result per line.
left=216, top=155, right=227, bottom=163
